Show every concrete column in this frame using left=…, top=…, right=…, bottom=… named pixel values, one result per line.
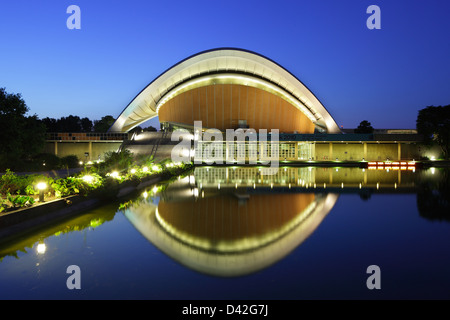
left=54, top=141, right=58, bottom=156
left=311, top=142, right=316, bottom=160
left=363, top=143, right=367, bottom=160
left=328, top=143, right=333, bottom=161
left=295, top=143, right=298, bottom=160
left=225, top=141, right=229, bottom=162
left=397, top=143, right=401, bottom=161
left=89, top=142, right=92, bottom=161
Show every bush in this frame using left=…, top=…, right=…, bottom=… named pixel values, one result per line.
left=60, top=155, right=79, bottom=168
left=134, top=154, right=154, bottom=168
left=7, top=193, right=35, bottom=208
left=89, top=176, right=120, bottom=200
left=0, top=169, right=54, bottom=196
left=0, top=148, right=194, bottom=212
left=33, top=153, right=61, bottom=170
left=96, top=149, right=134, bottom=174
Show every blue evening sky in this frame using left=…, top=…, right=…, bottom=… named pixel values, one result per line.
left=1, top=0, right=449, bottom=130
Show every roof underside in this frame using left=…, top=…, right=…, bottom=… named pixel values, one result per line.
left=109, top=48, right=340, bottom=133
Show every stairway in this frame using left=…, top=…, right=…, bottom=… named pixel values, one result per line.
left=121, top=131, right=177, bottom=161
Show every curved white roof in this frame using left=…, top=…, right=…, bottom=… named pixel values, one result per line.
left=109, top=48, right=340, bottom=133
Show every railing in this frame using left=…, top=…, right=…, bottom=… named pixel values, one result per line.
left=47, top=132, right=129, bottom=141
left=149, top=130, right=169, bottom=158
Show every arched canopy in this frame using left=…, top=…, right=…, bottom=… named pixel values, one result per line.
left=109, top=48, right=340, bottom=133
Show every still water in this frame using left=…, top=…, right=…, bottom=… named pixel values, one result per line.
left=0, top=166, right=449, bottom=299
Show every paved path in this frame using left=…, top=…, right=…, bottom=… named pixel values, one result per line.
left=3, top=168, right=84, bottom=178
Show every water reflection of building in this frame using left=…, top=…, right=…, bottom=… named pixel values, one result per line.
left=125, top=189, right=337, bottom=277
left=192, top=166, right=417, bottom=191
left=123, top=166, right=436, bottom=276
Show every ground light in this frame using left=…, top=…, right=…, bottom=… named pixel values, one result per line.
left=110, top=171, right=119, bottom=178
left=82, top=175, right=94, bottom=184
left=36, top=182, right=47, bottom=202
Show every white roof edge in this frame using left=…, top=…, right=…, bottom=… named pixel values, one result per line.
left=110, top=48, right=341, bottom=133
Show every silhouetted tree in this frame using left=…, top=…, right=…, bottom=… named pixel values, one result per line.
left=42, top=116, right=94, bottom=132
left=416, top=105, right=450, bottom=159
left=94, top=115, right=115, bottom=132
left=0, top=88, right=46, bottom=170
left=354, top=120, right=374, bottom=134
left=80, top=117, right=93, bottom=132
left=58, top=115, right=82, bottom=132
left=41, top=117, right=58, bottom=132
left=129, top=126, right=143, bottom=135
left=143, top=126, right=157, bottom=132
left=417, top=169, right=450, bottom=222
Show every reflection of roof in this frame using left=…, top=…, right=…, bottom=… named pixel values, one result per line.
left=123, top=193, right=338, bottom=277
left=157, top=193, right=316, bottom=249
left=109, top=48, right=341, bottom=133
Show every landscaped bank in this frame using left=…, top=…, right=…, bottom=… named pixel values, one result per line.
left=0, top=150, right=193, bottom=241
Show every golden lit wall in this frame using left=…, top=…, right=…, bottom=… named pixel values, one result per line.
left=158, top=84, right=315, bottom=133
left=157, top=193, right=315, bottom=242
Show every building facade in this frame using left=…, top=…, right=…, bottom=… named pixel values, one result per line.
left=109, top=48, right=426, bottom=162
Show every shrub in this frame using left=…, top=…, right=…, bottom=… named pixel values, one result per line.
left=60, top=155, right=79, bottom=168
left=6, top=193, right=35, bottom=208
left=89, top=176, right=120, bottom=200
left=134, top=154, right=154, bottom=167
left=33, top=153, right=61, bottom=170
left=0, top=169, right=19, bottom=194
left=52, top=176, right=85, bottom=198
left=96, top=149, right=134, bottom=174
left=0, top=170, right=53, bottom=196
left=51, top=173, right=104, bottom=198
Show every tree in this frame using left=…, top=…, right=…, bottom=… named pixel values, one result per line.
left=354, top=120, right=374, bottom=134
left=58, top=115, right=82, bottom=132
left=417, top=169, right=450, bottom=221
left=416, top=105, right=450, bottom=159
left=143, top=126, right=157, bottom=132
left=129, top=126, right=143, bottom=135
left=41, top=117, right=58, bottom=132
left=41, top=116, right=93, bottom=132
left=80, top=117, right=93, bottom=132
left=94, top=115, right=115, bottom=132
left=0, top=88, right=46, bottom=170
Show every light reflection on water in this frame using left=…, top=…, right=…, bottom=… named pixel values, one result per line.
left=0, top=166, right=449, bottom=299
left=125, top=190, right=338, bottom=277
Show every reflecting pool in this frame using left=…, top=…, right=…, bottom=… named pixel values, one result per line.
left=0, top=166, right=449, bottom=299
